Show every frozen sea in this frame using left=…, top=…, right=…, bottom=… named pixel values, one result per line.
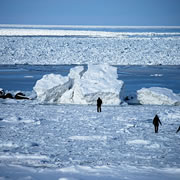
left=0, top=25, right=180, bottom=65
left=0, top=26, right=180, bottom=180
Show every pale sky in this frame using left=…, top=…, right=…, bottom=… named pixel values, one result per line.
left=0, top=0, right=180, bottom=26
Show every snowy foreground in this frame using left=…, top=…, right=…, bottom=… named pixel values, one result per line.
left=0, top=101, right=180, bottom=180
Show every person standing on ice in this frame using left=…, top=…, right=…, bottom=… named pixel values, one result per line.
left=97, top=97, right=102, bottom=112
left=176, top=126, right=180, bottom=133
left=153, top=114, right=162, bottom=133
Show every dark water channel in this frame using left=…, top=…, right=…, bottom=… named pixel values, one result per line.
left=0, top=65, right=180, bottom=97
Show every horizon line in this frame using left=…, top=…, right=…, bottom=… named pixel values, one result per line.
left=0, top=24, right=180, bottom=29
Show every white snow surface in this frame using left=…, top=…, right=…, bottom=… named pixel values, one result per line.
left=0, top=102, right=180, bottom=179
left=1, top=28, right=180, bottom=37
left=137, top=87, right=180, bottom=105
left=1, top=26, right=180, bottom=179
left=0, top=27, right=180, bottom=65
left=33, top=64, right=124, bottom=105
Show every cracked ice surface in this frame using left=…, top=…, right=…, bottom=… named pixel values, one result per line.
left=0, top=103, right=180, bottom=179
left=0, top=35, right=180, bottom=65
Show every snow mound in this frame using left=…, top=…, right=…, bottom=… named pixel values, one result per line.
left=137, top=87, right=180, bottom=105
left=33, top=64, right=124, bottom=105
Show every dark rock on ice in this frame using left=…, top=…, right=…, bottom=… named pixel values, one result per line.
left=5, top=93, right=13, bottom=99
left=0, top=88, right=5, bottom=98
left=15, top=92, right=29, bottom=100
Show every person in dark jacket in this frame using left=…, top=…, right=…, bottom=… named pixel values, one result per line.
left=97, top=97, right=102, bottom=112
left=176, top=126, right=180, bottom=133
left=153, top=114, right=162, bottom=133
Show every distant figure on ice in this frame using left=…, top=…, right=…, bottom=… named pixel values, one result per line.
left=153, top=114, right=162, bottom=133
left=176, top=126, right=180, bottom=133
left=97, top=97, right=102, bottom=112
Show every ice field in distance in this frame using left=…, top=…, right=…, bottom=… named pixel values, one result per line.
left=0, top=25, right=180, bottom=65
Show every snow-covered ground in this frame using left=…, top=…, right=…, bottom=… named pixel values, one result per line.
left=0, top=26, right=180, bottom=179
left=0, top=101, right=180, bottom=180
left=0, top=26, right=180, bottom=65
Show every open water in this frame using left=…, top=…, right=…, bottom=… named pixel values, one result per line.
left=0, top=65, right=180, bottom=96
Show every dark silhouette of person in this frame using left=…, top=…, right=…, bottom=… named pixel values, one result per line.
left=153, top=114, right=162, bottom=133
left=97, top=97, right=102, bottom=112
left=176, top=126, right=180, bottom=133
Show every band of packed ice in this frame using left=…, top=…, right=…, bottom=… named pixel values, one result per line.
left=0, top=28, right=180, bottom=65
left=1, top=28, right=180, bottom=37
left=33, top=64, right=124, bottom=105
left=137, top=87, right=180, bottom=105
left=0, top=29, right=123, bottom=37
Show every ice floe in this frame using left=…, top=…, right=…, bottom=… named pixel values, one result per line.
left=33, top=64, right=124, bottom=105
left=137, top=87, right=180, bottom=105
left=33, top=74, right=72, bottom=103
